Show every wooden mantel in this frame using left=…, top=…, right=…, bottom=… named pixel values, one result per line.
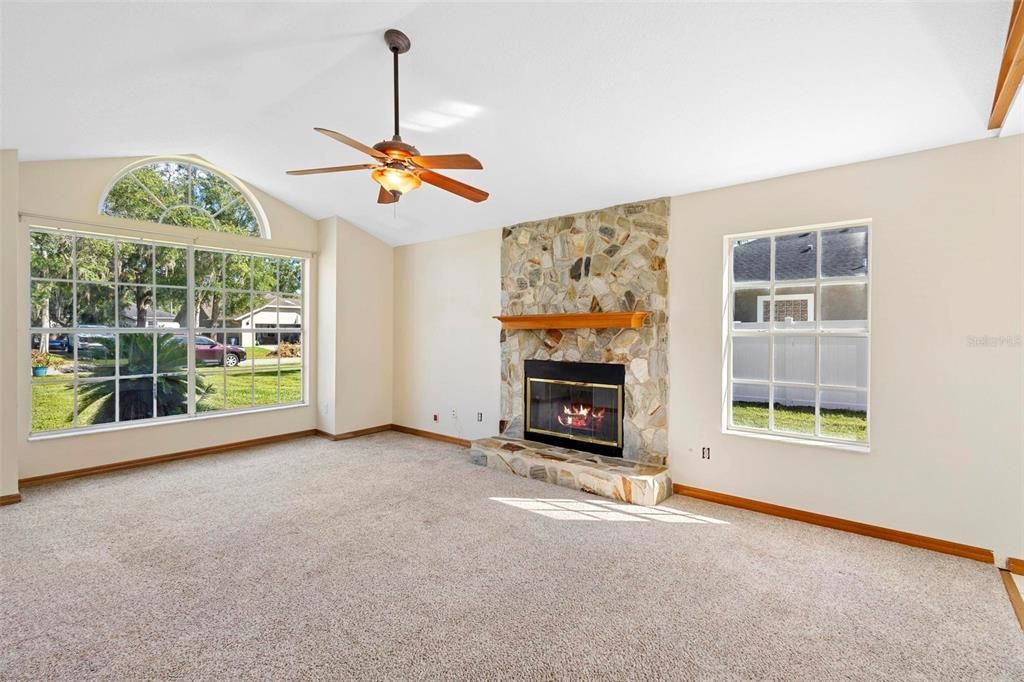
left=493, top=311, right=648, bottom=330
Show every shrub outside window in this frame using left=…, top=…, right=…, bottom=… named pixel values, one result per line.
left=29, top=229, right=304, bottom=434
left=727, top=222, right=869, bottom=446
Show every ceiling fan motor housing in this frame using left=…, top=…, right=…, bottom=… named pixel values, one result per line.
left=373, top=139, right=419, bottom=159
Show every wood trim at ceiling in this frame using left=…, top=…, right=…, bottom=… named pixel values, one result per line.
left=316, top=425, right=392, bottom=441
left=0, top=493, right=22, bottom=506
left=18, top=429, right=319, bottom=488
left=673, top=484, right=995, bottom=564
left=493, top=311, right=648, bottom=330
left=999, top=569, right=1024, bottom=631
left=1008, top=557, right=1024, bottom=576
left=989, top=0, right=1024, bottom=129
left=390, top=424, right=471, bottom=448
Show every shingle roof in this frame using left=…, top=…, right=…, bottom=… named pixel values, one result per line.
left=733, top=227, right=867, bottom=282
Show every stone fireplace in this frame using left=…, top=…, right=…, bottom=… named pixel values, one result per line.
left=470, top=198, right=672, bottom=505
left=499, top=198, right=669, bottom=465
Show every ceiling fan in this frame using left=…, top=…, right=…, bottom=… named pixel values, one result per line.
left=287, top=29, right=488, bottom=205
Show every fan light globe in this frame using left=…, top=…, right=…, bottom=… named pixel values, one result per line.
left=372, top=167, right=421, bottom=195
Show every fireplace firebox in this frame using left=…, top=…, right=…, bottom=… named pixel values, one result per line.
left=524, top=360, right=624, bottom=458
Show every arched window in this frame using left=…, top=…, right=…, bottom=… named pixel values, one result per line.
left=100, top=157, right=269, bottom=237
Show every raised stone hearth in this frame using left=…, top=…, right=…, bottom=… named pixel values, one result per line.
left=470, top=437, right=672, bottom=506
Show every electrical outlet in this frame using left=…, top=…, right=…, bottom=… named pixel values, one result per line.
left=451, top=409, right=457, bottom=419
left=432, top=414, right=438, bottom=422
left=701, top=447, right=711, bottom=460
left=476, top=412, right=483, bottom=422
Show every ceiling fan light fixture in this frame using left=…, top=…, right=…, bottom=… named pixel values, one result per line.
left=372, top=166, right=421, bottom=195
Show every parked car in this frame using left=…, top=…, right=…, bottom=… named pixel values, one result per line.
left=195, top=336, right=247, bottom=367
left=48, top=335, right=71, bottom=353
left=30, top=335, right=72, bottom=353
left=77, top=333, right=115, bottom=358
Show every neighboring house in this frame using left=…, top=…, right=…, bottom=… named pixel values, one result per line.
left=232, top=294, right=302, bottom=347
left=734, top=228, right=868, bottom=324
left=121, top=306, right=182, bottom=328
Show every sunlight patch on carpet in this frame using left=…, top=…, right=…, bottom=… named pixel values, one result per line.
left=490, top=497, right=730, bottom=524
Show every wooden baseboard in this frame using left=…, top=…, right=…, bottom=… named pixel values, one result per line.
left=18, top=429, right=319, bottom=488
left=390, top=424, right=471, bottom=448
left=316, top=424, right=470, bottom=448
left=15, top=422, right=473, bottom=494
left=673, top=484, right=995, bottom=564
left=999, top=569, right=1024, bottom=631
left=0, top=493, right=22, bottom=506
left=1007, top=557, right=1024, bottom=576
left=316, top=425, right=392, bottom=441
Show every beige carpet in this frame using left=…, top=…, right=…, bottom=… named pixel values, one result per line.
left=1, top=432, right=1021, bottom=680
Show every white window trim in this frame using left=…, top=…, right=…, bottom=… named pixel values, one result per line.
left=723, top=219, right=871, bottom=451
left=27, top=226, right=307, bottom=436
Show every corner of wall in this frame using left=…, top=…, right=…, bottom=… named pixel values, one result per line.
left=318, top=217, right=394, bottom=435
left=0, top=150, right=21, bottom=496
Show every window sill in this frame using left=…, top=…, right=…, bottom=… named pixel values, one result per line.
left=27, top=402, right=310, bottom=442
left=722, top=427, right=870, bottom=454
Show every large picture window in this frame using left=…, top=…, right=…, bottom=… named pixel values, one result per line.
left=29, top=229, right=304, bottom=434
left=726, top=222, right=869, bottom=446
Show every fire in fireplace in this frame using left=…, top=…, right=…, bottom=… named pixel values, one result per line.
left=524, top=360, right=624, bottom=457
left=558, top=402, right=606, bottom=429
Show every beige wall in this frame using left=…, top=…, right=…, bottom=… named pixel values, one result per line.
left=669, top=135, right=1024, bottom=561
left=0, top=151, right=19, bottom=495
left=393, top=229, right=501, bottom=441
left=9, top=155, right=321, bottom=479
left=316, top=218, right=340, bottom=435
left=317, top=217, right=394, bottom=435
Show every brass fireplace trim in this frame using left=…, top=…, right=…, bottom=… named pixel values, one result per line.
left=526, top=377, right=624, bottom=448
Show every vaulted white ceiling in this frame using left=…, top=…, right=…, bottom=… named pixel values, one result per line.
left=0, top=2, right=1014, bottom=245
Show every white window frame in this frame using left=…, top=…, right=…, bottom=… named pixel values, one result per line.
left=27, top=226, right=307, bottom=437
left=723, top=219, right=871, bottom=451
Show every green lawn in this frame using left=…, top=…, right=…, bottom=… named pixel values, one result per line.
left=732, top=402, right=867, bottom=442
left=31, top=366, right=302, bottom=432
left=243, top=346, right=274, bottom=360
left=30, top=381, right=75, bottom=431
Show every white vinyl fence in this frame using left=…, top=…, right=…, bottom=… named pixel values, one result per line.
left=732, top=335, right=868, bottom=411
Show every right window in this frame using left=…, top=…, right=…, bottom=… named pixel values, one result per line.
left=727, top=223, right=869, bottom=446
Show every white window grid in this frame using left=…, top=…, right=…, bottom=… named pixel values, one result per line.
left=194, top=249, right=304, bottom=412
left=29, top=228, right=305, bottom=434
left=99, top=158, right=267, bottom=238
left=725, top=221, right=871, bottom=448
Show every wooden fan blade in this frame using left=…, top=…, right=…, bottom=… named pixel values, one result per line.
left=286, top=164, right=375, bottom=176
left=419, top=170, right=489, bottom=203
left=314, top=127, right=388, bottom=159
left=409, top=154, right=483, bottom=170
left=377, top=186, right=399, bottom=204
